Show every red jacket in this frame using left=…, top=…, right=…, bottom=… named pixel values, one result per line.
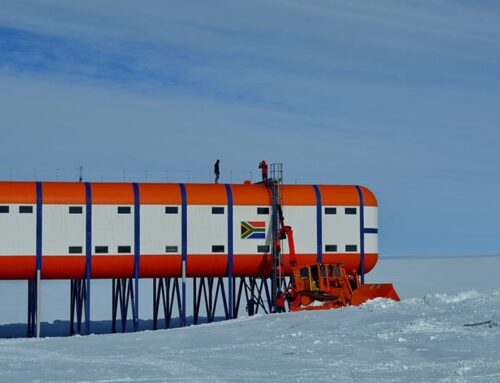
left=260, top=161, right=268, bottom=175
left=276, top=293, right=285, bottom=307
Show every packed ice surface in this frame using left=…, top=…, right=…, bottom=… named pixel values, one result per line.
left=0, top=256, right=499, bottom=382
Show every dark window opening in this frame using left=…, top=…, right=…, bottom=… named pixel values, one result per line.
left=325, top=207, right=337, bottom=215
left=300, top=267, right=309, bottom=279
left=19, top=206, right=33, bottom=213
left=345, top=245, right=358, bottom=252
left=328, top=264, right=341, bottom=278
left=118, top=246, right=131, bottom=253
left=69, top=246, right=83, bottom=254
left=165, top=246, right=178, bottom=253
left=95, top=246, right=108, bottom=254
left=257, top=207, right=269, bottom=215
left=212, top=245, right=225, bottom=253
left=345, top=207, right=357, bottom=215
left=165, top=206, right=178, bottom=214
left=310, top=266, right=320, bottom=290
left=257, top=245, right=270, bottom=253
left=69, top=206, right=83, bottom=214
left=0, top=206, right=9, bottom=213
left=325, top=244, right=337, bottom=252
left=118, top=206, right=131, bottom=214
left=212, top=207, right=224, bottom=215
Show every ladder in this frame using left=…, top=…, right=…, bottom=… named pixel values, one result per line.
left=269, top=163, right=283, bottom=313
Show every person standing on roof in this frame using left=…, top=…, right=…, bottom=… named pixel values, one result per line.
left=259, top=160, right=268, bottom=181
left=214, top=159, right=220, bottom=184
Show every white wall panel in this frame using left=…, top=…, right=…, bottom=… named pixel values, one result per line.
left=92, top=205, right=134, bottom=254
left=322, top=206, right=360, bottom=252
left=279, top=206, right=316, bottom=254
left=364, top=207, right=378, bottom=229
left=187, top=206, right=227, bottom=254
left=43, top=205, right=85, bottom=255
left=141, top=205, right=181, bottom=254
left=364, top=233, right=378, bottom=253
left=233, top=205, right=272, bottom=254
left=0, top=204, right=36, bottom=256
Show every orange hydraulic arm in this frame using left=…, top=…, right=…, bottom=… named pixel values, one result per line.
left=274, top=204, right=297, bottom=268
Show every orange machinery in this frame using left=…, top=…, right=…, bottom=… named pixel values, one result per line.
left=273, top=201, right=399, bottom=311
left=286, top=263, right=400, bottom=311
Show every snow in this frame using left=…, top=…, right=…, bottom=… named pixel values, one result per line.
left=305, top=300, right=326, bottom=307
left=1, top=256, right=499, bottom=382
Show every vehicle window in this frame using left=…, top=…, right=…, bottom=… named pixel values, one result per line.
left=327, top=265, right=334, bottom=277
left=320, top=264, right=327, bottom=278
left=300, top=267, right=308, bottom=279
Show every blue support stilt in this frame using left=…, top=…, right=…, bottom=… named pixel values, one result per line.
left=179, top=183, right=188, bottom=326
left=224, top=184, right=234, bottom=318
left=84, top=182, right=92, bottom=335
left=133, top=183, right=140, bottom=331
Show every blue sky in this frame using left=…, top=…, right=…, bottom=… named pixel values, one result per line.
left=1, top=1, right=499, bottom=256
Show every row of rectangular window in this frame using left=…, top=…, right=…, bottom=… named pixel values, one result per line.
left=67, top=245, right=271, bottom=254
left=0, top=206, right=33, bottom=214
left=325, top=207, right=357, bottom=215
left=0, top=206, right=271, bottom=215
left=211, top=245, right=271, bottom=253
left=324, top=244, right=358, bottom=252
left=1, top=205, right=356, bottom=216
left=69, top=246, right=132, bottom=254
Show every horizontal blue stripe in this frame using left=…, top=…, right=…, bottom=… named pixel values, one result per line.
left=247, top=232, right=266, bottom=239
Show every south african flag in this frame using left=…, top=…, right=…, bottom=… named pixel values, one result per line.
left=241, top=221, right=266, bottom=239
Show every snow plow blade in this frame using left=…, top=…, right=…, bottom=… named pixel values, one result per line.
left=351, top=283, right=400, bottom=306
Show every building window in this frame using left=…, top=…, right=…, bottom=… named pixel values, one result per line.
left=117, top=206, right=131, bottom=214
left=118, top=246, right=131, bottom=253
left=212, top=245, right=225, bottom=253
left=345, top=208, right=357, bottom=215
left=257, top=207, right=269, bottom=215
left=69, top=206, right=83, bottom=214
left=257, top=245, right=270, bottom=253
left=325, top=245, right=337, bottom=252
left=165, top=246, right=178, bottom=253
left=0, top=206, right=9, bottom=213
left=212, top=207, right=224, bottom=215
left=69, top=246, right=83, bottom=254
left=325, top=207, right=337, bottom=215
left=165, top=206, right=178, bottom=214
left=95, top=246, right=108, bottom=254
left=345, top=245, right=357, bottom=252
left=19, top=206, right=33, bottom=213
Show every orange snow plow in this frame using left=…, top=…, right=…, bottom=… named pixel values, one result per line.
left=286, top=263, right=399, bottom=311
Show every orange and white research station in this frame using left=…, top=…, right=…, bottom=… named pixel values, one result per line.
left=0, top=181, right=378, bottom=280
left=0, top=180, right=382, bottom=337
